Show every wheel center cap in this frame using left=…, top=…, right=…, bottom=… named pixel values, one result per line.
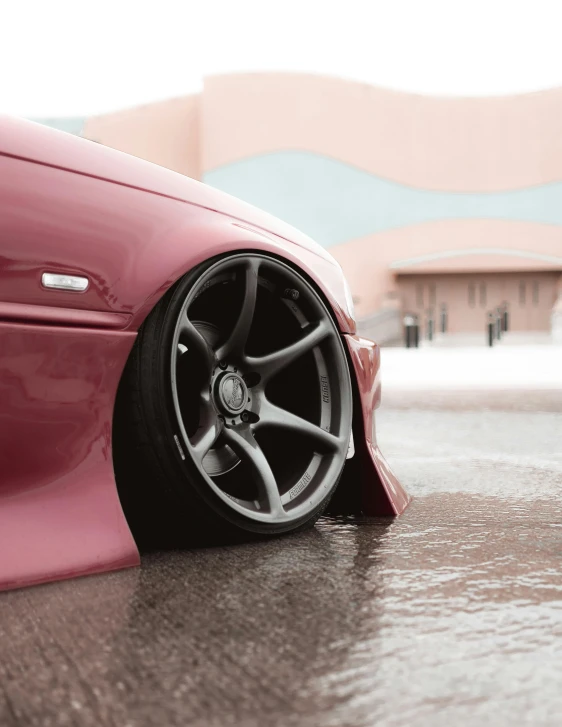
left=216, top=373, right=248, bottom=415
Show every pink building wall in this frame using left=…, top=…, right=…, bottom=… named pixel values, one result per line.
left=84, top=95, right=201, bottom=179
left=81, top=74, right=562, bottom=335
left=201, top=73, right=562, bottom=191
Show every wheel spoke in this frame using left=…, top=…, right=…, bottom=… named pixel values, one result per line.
left=245, top=320, right=330, bottom=381
left=178, top=314, right=216, bottom=370
left=221, top=427, right=284, bottom=517
left=258, top=399, right=342, bottom=453
left=217, top=259, right=260, bottom=361
left=190, top=393, right=221, bottom=462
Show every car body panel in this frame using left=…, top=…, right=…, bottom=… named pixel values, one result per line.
left=0, top=118, right=409, bottom=592
left=0, top=321, right=139, bottom=592
left=0, top=147, right=354, bottom=334
left=0, top=115, right=335, bottom=260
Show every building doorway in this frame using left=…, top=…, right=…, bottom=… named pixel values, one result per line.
left=396, top=271, right=559, bottom=333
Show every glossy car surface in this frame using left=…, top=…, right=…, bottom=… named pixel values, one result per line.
left=0, top=117, right=410, bottom=592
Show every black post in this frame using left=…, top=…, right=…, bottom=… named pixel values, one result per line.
left=413, top=316, right=420, bottom=348
left=487, top=312, right=494, bottom=347
left=440, top=305, right=447, bottom=334
left=427, top=316, right=434, bottom=342
left=496, top=308, right=502, bottom=340
left=404, top=315, right=415, bottom=348
left=503, top=305, right=509, bottom=332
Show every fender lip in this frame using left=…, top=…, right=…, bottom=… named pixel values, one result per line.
left=335, top=334, right=411, bottom=517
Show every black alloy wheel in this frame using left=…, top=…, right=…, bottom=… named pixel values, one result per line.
left=114, top=253, right=353, bottom=542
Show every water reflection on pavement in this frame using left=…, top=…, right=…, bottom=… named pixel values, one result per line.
left=1, top=390, right=561, bottom=727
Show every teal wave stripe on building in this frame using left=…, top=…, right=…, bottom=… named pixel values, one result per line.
left=204, top=150, right=562, bottom=248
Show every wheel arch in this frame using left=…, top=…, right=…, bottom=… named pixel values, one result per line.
left=125, top=215, right=355, bottom=336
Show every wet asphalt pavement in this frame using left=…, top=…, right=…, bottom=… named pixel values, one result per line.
left=1, top=389, right=561, bottom=727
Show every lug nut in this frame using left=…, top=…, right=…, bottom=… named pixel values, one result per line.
left=283, top=288, right=300, bottom=300
left=241, top=412, right=250, bottom=423
left=219, top=361, right=227, bottom=369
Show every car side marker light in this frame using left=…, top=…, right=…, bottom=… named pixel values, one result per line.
left=41, top=272, right=89, bottom=292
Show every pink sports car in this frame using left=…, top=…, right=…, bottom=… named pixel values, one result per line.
left=0, top=117, right=409, bottom=592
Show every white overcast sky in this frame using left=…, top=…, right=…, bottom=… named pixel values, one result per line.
left=1, top=0, right=562, bottom=116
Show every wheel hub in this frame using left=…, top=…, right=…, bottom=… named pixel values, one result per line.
left=214, top=371, right=249, bottom=416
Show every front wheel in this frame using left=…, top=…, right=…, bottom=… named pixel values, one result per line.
left=113, top=253, right=353, bottom=543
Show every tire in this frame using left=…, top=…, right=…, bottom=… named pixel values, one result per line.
left=113, top=253, right=353, bottom=547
